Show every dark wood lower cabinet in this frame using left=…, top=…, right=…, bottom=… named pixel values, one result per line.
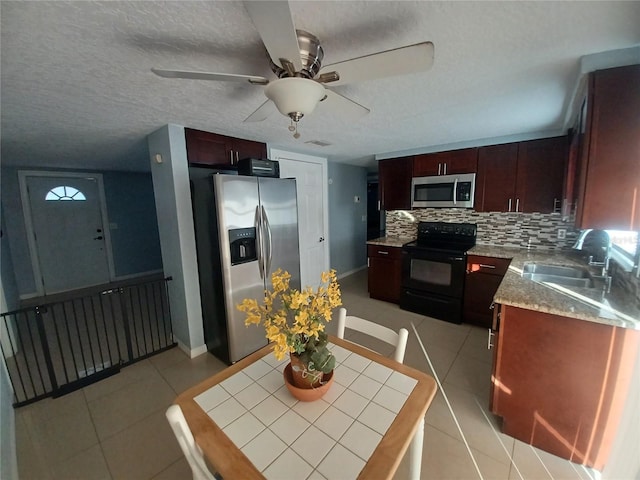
left=367, top=245, right=402, bottom=303
left=463, top=255, right=510, bottom=328
left=491, top=304, right=640, bottom=470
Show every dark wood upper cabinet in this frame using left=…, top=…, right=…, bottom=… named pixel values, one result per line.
left=575, top=64, right=640, bottom=230
left=378, top=156, right=413, bottom=211
left=413, top=148, right=478, bottom=176
left=475, top=143, right=518, bottom=212
left=475, top=137, right=567, bottom=213
left=184, top=127, right=267, bottom=168
left=516, top=137, right=567, bottom=213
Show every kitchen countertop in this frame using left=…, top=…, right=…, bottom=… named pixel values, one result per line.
left=365, top=237, right=638, bottom=330
left=469, top=244, right=640, bottom=330
left=367, top=236, right=413, bottom=248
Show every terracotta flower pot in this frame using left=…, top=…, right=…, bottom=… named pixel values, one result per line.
left=289, top=353, right=327, bottom=388
left=283, top=363, right=334, bottom=402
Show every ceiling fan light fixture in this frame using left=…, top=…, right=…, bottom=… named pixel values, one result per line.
left=264, top=77, right=326, bottom=122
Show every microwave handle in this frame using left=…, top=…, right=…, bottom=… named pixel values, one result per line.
left=453, top=178, right=458, bottom=205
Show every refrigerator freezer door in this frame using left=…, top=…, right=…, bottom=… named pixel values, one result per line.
left=258, top=177, right=301, bottom=290
left=214, top=175, right=268, bottom=362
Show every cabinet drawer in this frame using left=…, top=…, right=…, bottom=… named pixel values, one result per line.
left=467, top=255, right=510, bottom=276
left=367, top=244, right=403, bottom=260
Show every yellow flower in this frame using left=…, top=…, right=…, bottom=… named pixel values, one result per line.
left=237, top=269, right=342, bottom=365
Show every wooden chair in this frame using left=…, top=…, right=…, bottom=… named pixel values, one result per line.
left=336, top=307, right=409, bottom=363
left=336, top=307, right=422, bottom=480
left=165, top=404, right=218, bottom=480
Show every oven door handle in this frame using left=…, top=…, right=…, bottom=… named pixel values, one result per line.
left=449, top=256, right=464, bottom=262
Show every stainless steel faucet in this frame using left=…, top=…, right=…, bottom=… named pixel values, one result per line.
left=573, top=229, right=612, bottom=292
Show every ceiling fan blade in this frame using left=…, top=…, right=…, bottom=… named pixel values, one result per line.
left=243, top=1, right=302, bottom=71
left=243, top=100, right=277, bottom=123
left=320, top=90, right=370, bottom=120
left=318, top=42, right=434, bottom=87
left=151, top=68, right=269, bottom=85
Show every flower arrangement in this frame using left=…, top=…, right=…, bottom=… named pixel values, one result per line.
left=237, top=269, right=342, bottom=386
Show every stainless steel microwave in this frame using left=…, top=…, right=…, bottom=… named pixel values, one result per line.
left=411, top=173, right=476, bottom=208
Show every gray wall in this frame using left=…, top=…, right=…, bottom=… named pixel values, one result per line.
left=0, top=167, right=162, bottom=298
left=103, top=172, right=162, bottom=276
left=148, top=125, right=205, bottom=353
left=327, top=162, right=368, bottom=276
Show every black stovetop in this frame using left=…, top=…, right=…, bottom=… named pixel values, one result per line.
left=404, top=221, right=477, bottom=253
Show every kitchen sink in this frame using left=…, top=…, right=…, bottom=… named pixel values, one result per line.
left=521, top=263, right=594, bottom=288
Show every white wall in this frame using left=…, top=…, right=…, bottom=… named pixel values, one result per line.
left=148, top=125, right=206, bottom=357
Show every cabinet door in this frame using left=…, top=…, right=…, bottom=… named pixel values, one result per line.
left=413, top=148, right=478, bottom=176
left=576, top=65, right=640, bottom=230
left=378, top=157, right=413, bottom=210
left=412, top=153, right=440, bottom=176
left=475, top=143, right=518, bottom=212
left=233, top=138, right=267, bottom=163
left=368, top=256, right=402, bottom=303
left=515, top=136, right=567, bottom=213
left=463, top=272, right=503, bottom=328
left=185, top=128, right=233, bottom=166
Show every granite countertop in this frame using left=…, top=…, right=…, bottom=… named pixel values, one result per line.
left=469, top=245, right=640, bottom=330
left=366, top=236, right=414, bottom=248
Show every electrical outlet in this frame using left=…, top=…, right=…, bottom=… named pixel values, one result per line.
left=557, top=228, right=566, bottom=239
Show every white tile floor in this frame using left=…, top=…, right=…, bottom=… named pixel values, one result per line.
left=15, top=269, right=600, bottom=479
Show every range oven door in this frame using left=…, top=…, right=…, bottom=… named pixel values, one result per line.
left=400, top=248, right=467, bottom=323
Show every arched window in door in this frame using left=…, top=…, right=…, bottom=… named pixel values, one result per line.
left=45, top=186, right=86, bottom=201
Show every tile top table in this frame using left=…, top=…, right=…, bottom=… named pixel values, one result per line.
left=175, top=335, right=437, bottom=480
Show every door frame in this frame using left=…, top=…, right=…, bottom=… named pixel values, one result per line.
left=268, top=148, right=330, bottom=282
left=18, top=170, right=116, bottom=296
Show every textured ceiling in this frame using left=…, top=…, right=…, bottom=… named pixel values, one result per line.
left=1, top=1, right=639, bottom=172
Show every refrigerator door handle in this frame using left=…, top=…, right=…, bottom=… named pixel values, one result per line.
left=255, top=205, right=265, bottom=280
left=261, top=205, right=273, bottom=276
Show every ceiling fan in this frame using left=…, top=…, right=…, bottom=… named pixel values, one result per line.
left=151, top=1, right=434, bottom=137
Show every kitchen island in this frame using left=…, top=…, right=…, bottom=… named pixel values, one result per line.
left=469, top=245, right=639, bottom=470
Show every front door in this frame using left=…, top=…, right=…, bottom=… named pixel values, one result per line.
left=269, top=149, right=329, bottom=289
left=20, top=172, right=113, bottom=295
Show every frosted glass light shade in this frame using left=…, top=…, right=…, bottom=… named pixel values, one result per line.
left=265, top=77, right=326, bottom=117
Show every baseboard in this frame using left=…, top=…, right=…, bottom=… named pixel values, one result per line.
left=337, top=265, right=367, bottom=280
left=175, top=337, right=208, bottom=359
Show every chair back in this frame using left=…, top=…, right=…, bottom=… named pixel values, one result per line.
left=165, top=404, right=217, bottom=480
left=336, top=307, right=409, bottom=363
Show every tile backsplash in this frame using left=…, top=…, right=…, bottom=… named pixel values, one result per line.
left=385, top=208, right=579, bottom=250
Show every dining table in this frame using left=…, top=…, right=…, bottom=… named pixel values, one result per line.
left=174, top=335, right=438, bottom=480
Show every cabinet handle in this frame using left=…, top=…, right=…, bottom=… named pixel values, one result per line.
left=235, top=151, right=239, bottom=163
left=479, top=264, right=496, bottom=269
left=487, top=329, right=495, bottom=349
left=378, top=200, right=381, bottom=211
left=438, top=163, right=442, bottom=175
left=229, top=150, right=234, bottom=165
left=508, top=199, right=512, bottom=212
left=515, top=198, right=520, bottom=212
left=444, top=163, right=447, bottom=175
left=377, top=251, right=389, bottom=255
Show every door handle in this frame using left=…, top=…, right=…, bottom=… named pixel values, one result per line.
left=93, top=236, right=103, bottom=240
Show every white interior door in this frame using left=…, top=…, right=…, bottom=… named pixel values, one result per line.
left=270, top=149, right=329, bottom=289
left=20, top=172, right=113, bottom=295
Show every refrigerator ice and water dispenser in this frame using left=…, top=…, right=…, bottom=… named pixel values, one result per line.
left=229, top=227, right=257, bottom=265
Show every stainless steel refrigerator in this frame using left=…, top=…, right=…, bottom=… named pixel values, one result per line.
left=190, top=173, right=300, bottom=364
